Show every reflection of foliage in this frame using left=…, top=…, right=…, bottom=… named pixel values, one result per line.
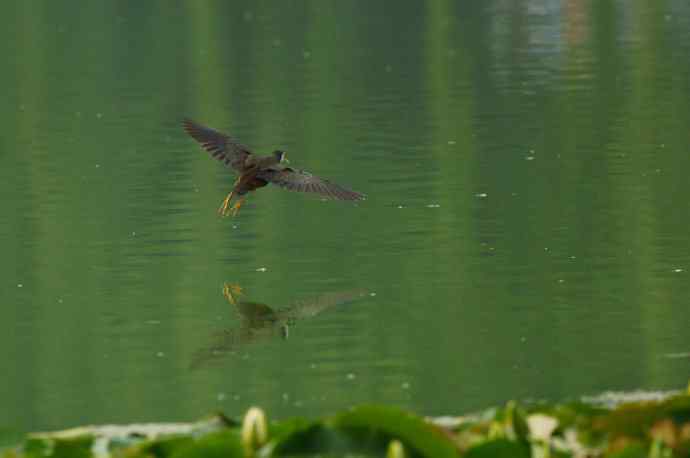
left=6, top=389, right=690, bottom=457
left=189, top=284, right=368, bottom=369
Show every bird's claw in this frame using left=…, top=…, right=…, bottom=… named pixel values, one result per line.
left=223, top=283, right=243, bottom=305
left=218, top=192, right=234, bottom=217
left=230, top=199, right=244, bottom=217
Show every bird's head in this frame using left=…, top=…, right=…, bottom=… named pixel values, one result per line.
left=273, top=150, right=289, bottom=164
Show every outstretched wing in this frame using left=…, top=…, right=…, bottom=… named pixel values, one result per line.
left=182, top=119, right=250, bottom=172
left=277, top=289, right=368, bottom=321
left=257, top=167, right=365, bottom=201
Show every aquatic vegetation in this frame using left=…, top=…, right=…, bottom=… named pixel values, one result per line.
left=4, top=388, right=690, bottom=457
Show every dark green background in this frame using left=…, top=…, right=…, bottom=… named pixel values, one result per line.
left=2, top=1, right=690, bottom=432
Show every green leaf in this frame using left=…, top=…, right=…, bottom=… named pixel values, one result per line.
left=330, top=405, right=459, bottom=458
left=607, top=443, right=647, bottom=458
left=138, top=436, right=194, bottom=458
left=23, top=436, right=93, bottom=458
left=259, top=420, right=351, bottom=456
left=464, top=439, right=529, bottom=458
left=168, top=431, right=243, bottom=458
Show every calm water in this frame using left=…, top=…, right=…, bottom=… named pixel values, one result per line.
left=2, top=1, right=690, bottom=433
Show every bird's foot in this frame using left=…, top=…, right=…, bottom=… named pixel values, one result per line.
left=218, top=192, right=234, bottom=217
left=223, top=283, right=243, bottom=305
left=230, top=197, right=245, bottom=217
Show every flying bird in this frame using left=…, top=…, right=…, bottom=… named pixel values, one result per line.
left=183, top=119, right=365, bottom=216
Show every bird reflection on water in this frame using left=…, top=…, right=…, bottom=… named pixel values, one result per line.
left=190, top=283, right=368, bottom=369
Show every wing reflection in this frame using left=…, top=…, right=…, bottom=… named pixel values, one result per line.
left=190, top=283, right=367, bottom=369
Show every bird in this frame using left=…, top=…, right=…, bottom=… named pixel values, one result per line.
left=182, top=119, right=365, bottom=216
left=189, top=283, right=368, bottom=369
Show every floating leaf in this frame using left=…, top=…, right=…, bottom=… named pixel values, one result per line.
left=168, top=431, right=243, bottom=458
left=23, top=436, right=92, bottom=458
left=330, top=405, right=458, bottom=458
left=137, top=436, right=194, bottom=458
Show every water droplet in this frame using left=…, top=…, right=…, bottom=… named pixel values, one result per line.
left=217, top=392, right=227, bottom=401
left=156, top=351, right=165, bottom=358
left=447, top=140, right=456, bottom=145
left=426, top=204, right=440, bottom=208
left=255, top=267, right=268, bottom=272
left=673, top=268, right=684, bottom=273
left=303, top=50, right=311, bottom=59
left=401, top=382, right=410, bottom=390
left=96, top=113, right=103, bottom=119
left=369, top=292, right=377, bottom=297
left=346, top=373, right=356, bottom=380
left=17, top=284, right=23, bottom=288
left=475, top=193, right=488, bottom=198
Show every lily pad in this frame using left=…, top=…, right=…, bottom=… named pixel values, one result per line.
left=168, top=431, right=243, bottom=458
left=259, top=419, right=352, bottom=456
left=330, top=405, right=459, bottom=458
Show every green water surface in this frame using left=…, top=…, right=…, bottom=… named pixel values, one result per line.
left=1, top=1, right=690, bottom=433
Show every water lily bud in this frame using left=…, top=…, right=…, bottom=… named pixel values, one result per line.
left=242, top=406, right=267, bottom=456
left=387, top=439, right=405, bottom=458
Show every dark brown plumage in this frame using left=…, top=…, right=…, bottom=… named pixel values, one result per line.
left=183, top=119, right=364, bottom=216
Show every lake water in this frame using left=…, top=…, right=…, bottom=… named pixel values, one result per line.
left=2, top=1, right=690, bottom=433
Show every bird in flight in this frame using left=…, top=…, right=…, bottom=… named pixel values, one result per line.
left=183, top=119, right=365, bottom=216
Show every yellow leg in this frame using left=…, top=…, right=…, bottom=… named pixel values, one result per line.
left=218, top=176, right=242, bottom=217
left=218, top=191, right=234, bottom=216
left=230, top=197, right=245, bottom=217
left=223, top=283, right=243, bottom=306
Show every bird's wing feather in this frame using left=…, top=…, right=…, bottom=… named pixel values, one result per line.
left=183, top=119, right=251, bottom=172
left=257, top=167, right=365, bottom=201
